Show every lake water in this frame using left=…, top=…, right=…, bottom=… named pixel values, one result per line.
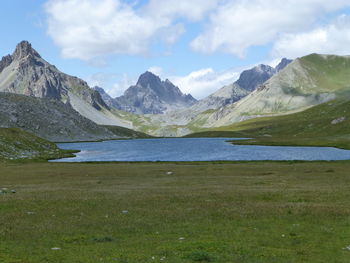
left=51, top=138, right=350, bottom=162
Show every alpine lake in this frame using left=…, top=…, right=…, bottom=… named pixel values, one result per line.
left=52, top=137, right=350, bottom=162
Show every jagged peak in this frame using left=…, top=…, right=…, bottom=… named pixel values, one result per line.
left=12, top=41, right=41, bottom=60
left=275, top=58, right=293, bottom=72
left=137, top=71, right=161, bottom=87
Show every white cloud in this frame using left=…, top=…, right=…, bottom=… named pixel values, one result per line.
left=272, top=15, right=350, bottom=58
left=110, top=74, right=137, bottom=97
left=191, top=0, right=350, bottom=57
left=46, top=0, right=157, bottom=59
left=87, top=72, right=136, bottom=97
left=144, top=0, right=218, bottom=21
left=45, top=0, right=217, bottom=60
left=45, top=0, right=350, bottom=61
left=168, top=68, right=240, bottom=99
left=87, top=72, right=118, bottom=88
left=99, top=59, right=288, bottom=100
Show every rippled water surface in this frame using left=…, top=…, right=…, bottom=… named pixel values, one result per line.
left=51, top=138, right=350, bottom=162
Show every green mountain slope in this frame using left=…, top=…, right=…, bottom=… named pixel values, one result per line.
left=298, top=54, right=350, bottom=93
left=199, top=54, right=350, bottom=129
left=0, top=128, right=74, bottom=161
left=187, top=97, right=350, bottom=149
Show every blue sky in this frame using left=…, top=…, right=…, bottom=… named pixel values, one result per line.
left=2, top=0, right=350, bottom=99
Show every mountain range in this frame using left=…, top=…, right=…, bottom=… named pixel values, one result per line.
left=123, top=54, right=350, bottom=137
left=2, top=40, right=350, bottom=143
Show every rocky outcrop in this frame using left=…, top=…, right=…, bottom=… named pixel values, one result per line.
left=235, top=64, right=276, bottom=92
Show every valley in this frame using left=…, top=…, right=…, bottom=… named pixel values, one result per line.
left=1, top=41, right=350, bottom=263
left=3, top=1, right=350, bottom=262
left=3, top=41, right=350, bottom=142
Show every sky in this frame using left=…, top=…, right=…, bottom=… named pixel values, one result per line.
left=2, top=0, right=350, bottom=99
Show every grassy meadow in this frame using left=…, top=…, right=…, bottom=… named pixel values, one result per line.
left=1, top=161, right=350, bottom=262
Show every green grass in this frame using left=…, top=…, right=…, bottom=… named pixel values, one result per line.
left=0, top=128, right=76, bottom=161
left=300, top=54, right=350, bottom=93
left=1, top=161, right=350, bottom=262
left=186, top=98, right=350, bottom=149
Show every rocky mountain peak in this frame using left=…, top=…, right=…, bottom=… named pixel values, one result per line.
left=12, top=41, right=41, bottom=60
left=255, top=64, right=275, bottom=73
left=275, top=58, right=293, bottom=72
left=96, top=72, right=197, bottom=114
left=0, top=41, right=115, bottom=123
left=236, top=64, right=275, bottom=92
left=136, top=71, right=162, bottom=88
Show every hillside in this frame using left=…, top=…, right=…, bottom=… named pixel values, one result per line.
left=0, top=128, right=74, bottom=160
left=202, top=54, right=350, bottom=128
left=187, top=97, right=350, bottom=149
left=190, top=63, right=280, bottom=113
left=0, top=93, right=153, bottom=142
left=0, top=92, right=129, bottom=142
